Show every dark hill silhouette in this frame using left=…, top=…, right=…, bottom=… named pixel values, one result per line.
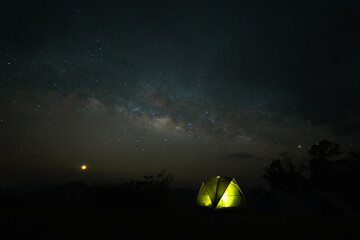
left=22, top=181, right=95, bottom=208
left=0, top=182, right=59, bottom=195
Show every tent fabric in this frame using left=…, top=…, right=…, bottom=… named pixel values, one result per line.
left=196, top=176, right=248, bottom=209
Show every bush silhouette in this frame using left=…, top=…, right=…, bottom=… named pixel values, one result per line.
left=94, top=169, right=174, bottom=209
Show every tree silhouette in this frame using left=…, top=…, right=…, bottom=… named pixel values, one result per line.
left=263, top=140, right=360, bottom=211
left=263, top=152, right=305, bottom=195
left=308, top=140, right=341, bottom=192
left=142, top=169, right=174, bottom=191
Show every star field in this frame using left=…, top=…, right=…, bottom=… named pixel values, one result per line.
left=0, top=0, right=359, bottom=189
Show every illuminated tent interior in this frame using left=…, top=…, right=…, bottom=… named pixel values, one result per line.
left=196, top=176, right=249, bottom=209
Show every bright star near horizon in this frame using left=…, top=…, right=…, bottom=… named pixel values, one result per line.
left=1, top=0, right=358, bottom=190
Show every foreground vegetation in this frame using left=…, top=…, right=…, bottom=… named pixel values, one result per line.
left=262, top=140, right=360, bottom=213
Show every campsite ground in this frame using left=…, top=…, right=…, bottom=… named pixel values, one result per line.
left=1, top=185, right=359, bottom=239
left=1, top=205, right=358, bottom=239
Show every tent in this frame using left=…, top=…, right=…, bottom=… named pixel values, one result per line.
left=196, top=176, right=249, bottom=209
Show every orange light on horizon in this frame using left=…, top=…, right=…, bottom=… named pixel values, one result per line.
left=81, top=165, right=87, bottom=170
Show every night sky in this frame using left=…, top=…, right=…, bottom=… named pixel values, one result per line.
left=1, top=0, right=359, bottom=189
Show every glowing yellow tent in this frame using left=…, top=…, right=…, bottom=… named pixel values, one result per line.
left=196, top=176, right=249, bottom=209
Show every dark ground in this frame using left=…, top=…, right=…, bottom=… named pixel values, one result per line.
left=1, top=183, right=359, bottom=239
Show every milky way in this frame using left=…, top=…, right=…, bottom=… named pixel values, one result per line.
left=1, top=0, right=359, bottom=188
